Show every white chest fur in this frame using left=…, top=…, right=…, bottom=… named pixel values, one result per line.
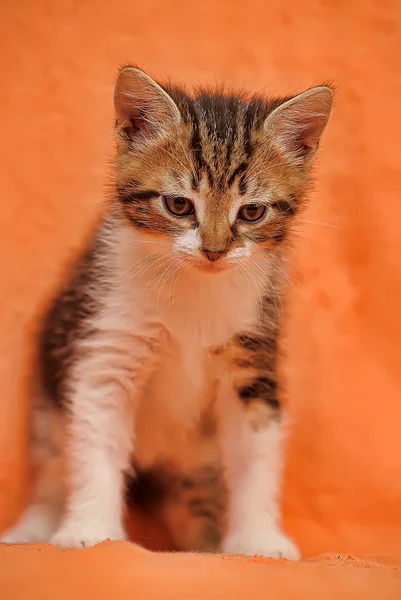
left=112, top=229, right=264, bottom=471
left=134, top=267, right=261, bottom=470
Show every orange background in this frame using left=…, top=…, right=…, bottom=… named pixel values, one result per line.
left=1, top=0, right=401, bottom=595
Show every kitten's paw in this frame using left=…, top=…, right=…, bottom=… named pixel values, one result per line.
left=0, top=531, right=26, bottom=544
left=0, top=505, right=58, bottom=544
left=50, top=521, right=127, bottom=549
left=223, top=528, right=300, bottom=560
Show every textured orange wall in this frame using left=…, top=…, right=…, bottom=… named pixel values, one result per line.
left=1, top=0, right=401, bottom=559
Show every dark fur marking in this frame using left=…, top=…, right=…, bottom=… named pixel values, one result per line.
left=238, top=376, right=278, bottom=405
left=235, top=320, right=280, bottom=411
left=204, top=162, right=215, bottom=187
left=196, top=94, right=241, bottom=147
left=129, top=190, right=160, bottom=201
left=225, top=136, right=234, bottom=169
left=191, top=172, right=200, bottom=192
left=227, top=162, right=248, bottom=188
left=182, top=478, right=196, bottom=490
left=237, top=334, right=270, bottom=352
left=271, top=229, right=287, bottom=243
left=123, top=206, right=180, bottom=235
left=243, top=98, right=262, bottom=158
left=118, top=188, right=160, bottom=203
left=186, top=101, right=204, bottom=176
left=239, top=174, right=247, bottom=195
left=185, top=101, right=216, bottom=187
left=272, top=197, right=298, bottom=216
left=235, top=358, right=253, bottom=369
left=126, top=469, right=166, bottom=511
left=188, top=499, right=216, bottom=519
left=39, top=236, right=109, bottom=409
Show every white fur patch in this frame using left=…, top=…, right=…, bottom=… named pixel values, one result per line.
left=174, top=228, right=202, bottom=256
left=217, top=384, right=299, bottom=559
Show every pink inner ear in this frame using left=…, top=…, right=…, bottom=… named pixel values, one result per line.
left=115, top=69, right=181, bottom=146
left=120, top=102, right=152, bottom=139
left=279, top=113, right=328, bottom=157
left=130, top=109, right=151, bottom=137
left=295, top=118, right=325, bottom=151
left=267, top=88, right=333, bottom=161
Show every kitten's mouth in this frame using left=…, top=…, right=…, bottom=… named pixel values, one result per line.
left=195, top=259, right=231, bottom=274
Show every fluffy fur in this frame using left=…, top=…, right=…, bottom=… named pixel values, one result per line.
left=0, top=66, right=333, bottom=557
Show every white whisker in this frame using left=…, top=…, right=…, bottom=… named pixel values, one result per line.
left=170, top=258, right=192, bottom=307
left=253, top=258, right=298, bottom=288
left=280, top=255, right=304, bottom=275
left=126, top=253, right=168, bottom=285
left=154, top=258, right=183, bottom=307
left=159, top=145, right=194, bottom=177
left=127, top=250, right=175, bottom=287
left=240, top=262, right=264, bottom=323
left=250, top=259, right=284, bottom=318
left=142, top=255, right=176, bottom=301
left=298, top=219, right=339, bottom=229
left=122, top=251, right=160, bottom=281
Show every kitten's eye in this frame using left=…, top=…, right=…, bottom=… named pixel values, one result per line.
left=164, top=196, right=194, bottom=217
left=238, top=204, right=266, bottom=223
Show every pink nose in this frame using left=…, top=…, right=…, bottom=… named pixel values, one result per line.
left=203, top=250, right=224, bottom=262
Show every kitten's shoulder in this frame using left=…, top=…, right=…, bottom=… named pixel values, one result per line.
left=38, top=214, right=120, bottom=406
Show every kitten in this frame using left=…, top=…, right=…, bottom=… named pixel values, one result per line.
left=0, top=67, right=333, bottom=558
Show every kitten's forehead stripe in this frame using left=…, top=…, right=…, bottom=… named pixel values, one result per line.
left=184, top=97, right=205, bottom=177
left=192, top=95, right=251, bottom=190
left=191, top=173, right=200, bottom=192
left=243, top=98, right=263, bottom=158
left=170, top=89, right=268, bottom=192
left=239, top=174, right=247, bottom=195
left=227, top=162, right=248, bottom=189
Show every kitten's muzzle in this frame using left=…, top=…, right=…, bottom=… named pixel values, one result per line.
left=202, top=249, right=226, bottom=262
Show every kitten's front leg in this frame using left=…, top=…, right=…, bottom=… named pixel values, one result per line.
left=50, top=332, right=157, bottom=549
left=217, top=337, right=300, bottom=560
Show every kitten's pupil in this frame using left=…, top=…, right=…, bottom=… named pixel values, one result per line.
left=246, top=205, right=258, bottom=218
left=175, top=198, right=186, bottom=210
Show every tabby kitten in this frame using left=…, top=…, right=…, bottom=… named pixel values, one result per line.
left=1, top=67, right=333, bottom=558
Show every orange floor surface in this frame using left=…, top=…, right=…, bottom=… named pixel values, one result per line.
left=1, top=0, right=401, bottom=597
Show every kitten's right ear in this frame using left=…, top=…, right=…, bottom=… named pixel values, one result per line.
left=263, top=86, right=334, bottom=164
left=114, top=66, right=181, bottom=150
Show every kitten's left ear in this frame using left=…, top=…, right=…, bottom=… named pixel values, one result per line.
left=114, top=66, right=181, bottom=150
left=264, top=86, right=334, bottom=163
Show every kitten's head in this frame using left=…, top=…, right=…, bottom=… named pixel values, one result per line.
left=114, top=66, right=333, bottom=273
